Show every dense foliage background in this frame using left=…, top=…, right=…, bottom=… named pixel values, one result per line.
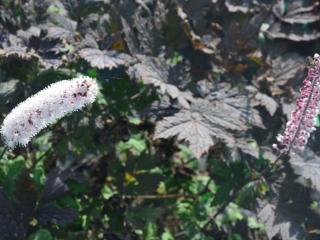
left=1, top=0, right=320, bottom=239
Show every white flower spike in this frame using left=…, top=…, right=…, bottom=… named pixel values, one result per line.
left=1, top=76, right=99, bottom=148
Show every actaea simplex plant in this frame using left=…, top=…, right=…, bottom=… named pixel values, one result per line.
left=1, top=55, right=320, bottom=233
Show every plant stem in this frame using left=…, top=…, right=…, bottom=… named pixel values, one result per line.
left=0, top=146, right=7, bottom=160
left=202, top=151, right=288, bottom=232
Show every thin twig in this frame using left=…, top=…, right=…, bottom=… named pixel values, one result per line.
left=257, top=151, right=288, bottom=178
left=123, top=194, right=190, bottom=200
left=197, top=178, right=213, bottom=196
left=202, top=186, right=242, bottom=231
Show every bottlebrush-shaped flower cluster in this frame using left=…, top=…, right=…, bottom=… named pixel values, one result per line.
left=1, top=76, right=98, bottom=148
left=276, top=53, right=320, bottom=151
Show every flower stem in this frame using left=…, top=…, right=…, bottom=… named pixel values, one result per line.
left=0, top=146, right=8, bottom=160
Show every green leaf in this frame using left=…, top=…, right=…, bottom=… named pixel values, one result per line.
left=156, top=181, right=167, bottom=195
left=315, top=115, right=320, bottom=127
left=32, top=160, right=45, bottom=186
left=128, top=116, right=142, bottom=125
left=28, top=229, right=53, bottom=240
left=116, top=134, right=147, bottom=157
left=102, top=185, right=117, bottom=200
left=86, top=68, right=97, bottom=78
left=166, top=51, right=183, bottom=66
left=0, top=156, right=25, bottom=195
left=229, top=233, right=242, bottom=240
left=225, top=203, right=243, bottom=223
left=128, top=207, right=163, bottom=228
left=96, top=91, right=108, bottom=106
left=247, top=216, right=264, bottom=230
left=161, top=229, right=174, bottom=240
left=143, top=222, right=157, bottom=240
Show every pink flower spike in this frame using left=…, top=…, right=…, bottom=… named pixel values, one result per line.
left=276, top=54, right=320, bottom=152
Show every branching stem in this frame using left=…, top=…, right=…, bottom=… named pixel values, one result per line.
left=202, top=150, right=288, bottom=232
